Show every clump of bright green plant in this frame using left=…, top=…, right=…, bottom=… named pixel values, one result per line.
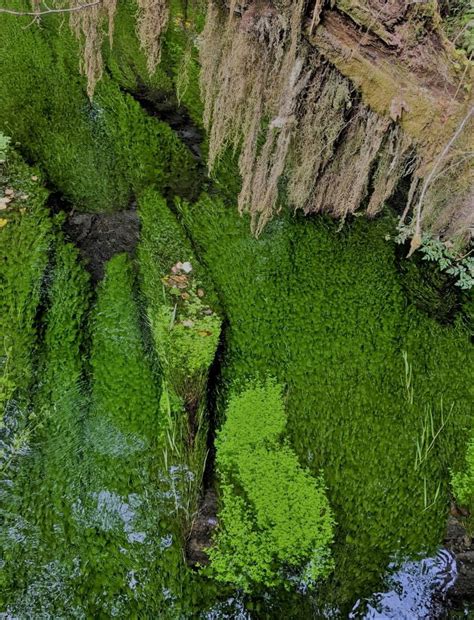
left=139, top=189, right=221, bottom=399
left=90, top=253, right=160, bottom=440
left=0, top=150, right=52, bottom=424
left=138, top=189, right=221, bottom=522
left=453, top=436, right=474, bottom=511
left=209, top=381, right=334, bottom=592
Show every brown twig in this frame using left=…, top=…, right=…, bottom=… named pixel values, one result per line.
left=0, top=1, right=101, bottom=16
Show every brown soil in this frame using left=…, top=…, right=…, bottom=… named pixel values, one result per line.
left=64, top=208, right=139, bottom=282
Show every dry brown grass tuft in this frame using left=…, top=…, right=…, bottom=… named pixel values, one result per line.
left=70, top=2, right=104, bottom=99
left=136, top=0, right=169, bottom=75
left=200, top=0, right=308, bottom=234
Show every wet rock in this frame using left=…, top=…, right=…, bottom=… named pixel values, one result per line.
left=186, top=488, right=218, bottom=567
left=445, top=515, right=474, bottom=604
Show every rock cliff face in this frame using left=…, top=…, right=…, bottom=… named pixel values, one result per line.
left=446, top=513, right=474, bottom=605
left=307, top=1, right=474, bottom=246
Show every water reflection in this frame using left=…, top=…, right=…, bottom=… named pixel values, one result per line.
left=350, top=549, right=457, bottom=619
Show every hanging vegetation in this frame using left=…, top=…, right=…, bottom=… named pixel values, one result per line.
left=1, top=0, right=472, bottom=244
left=199, top=0, right=473, bottom=247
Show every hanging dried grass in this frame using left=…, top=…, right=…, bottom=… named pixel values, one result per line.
left=288, top=63, right=352, bottom=212
left=70, top=2, right=103, bottom=99
left=200, top=1, right=414, bottom=234
left=69, top=0, right=117, bottom=98
left=306, top=108, right=391, bottom=218
left=367, top=126, right=413, bottom=216
left=200, top=1, right=472, bottom=245
left=200, top=0, right=308, bottom=234
left=136, top=0, right=170, bottom=75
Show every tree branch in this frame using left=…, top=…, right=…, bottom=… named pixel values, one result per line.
left=0, top=1, right=101, bottom=16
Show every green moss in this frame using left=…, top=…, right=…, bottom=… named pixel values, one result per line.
left=0, top=5, right=200, bottom=212
left=177, top=193, right=473, bottom=610
left=0, top=235, right=91, bottom=615
left=453, top=435, right=474, bottom=513
left=138, top=189, right=221, bottom=523
left=90, top=253, right=160, bottom=440
left=0, top=150, right=52, bottom=422
left=210, top=381, right=334, bottom=592
left=397, top=247, right=463, bottom=323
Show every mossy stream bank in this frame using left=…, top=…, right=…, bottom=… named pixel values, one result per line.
left=1, top=2, right=473, bottom=617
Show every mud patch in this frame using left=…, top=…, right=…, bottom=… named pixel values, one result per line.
left=64, top=208, right=139, bottom=282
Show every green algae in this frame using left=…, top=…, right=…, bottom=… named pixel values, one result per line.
left=0, top=151, right=53, bottom=423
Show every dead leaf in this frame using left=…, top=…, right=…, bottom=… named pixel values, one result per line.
left=31, top=175, right=38, bottom=182
left=4, top=188, right=14, bottom=196
left=198, top=330, right=212, bottom=337
left=168, top=274, right=188, bottom=289
left=197, top=288, right=205, bottom=298
left=182, top=319, right=194, bottom=328
left=407, top=233, right=422, bottom=257
left=0, top=218, right=8, bottom=228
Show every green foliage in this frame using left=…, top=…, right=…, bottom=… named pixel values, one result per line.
left=210, top=381, right=334, bottom=592
left=90, top=253, right=160, bottom=438
left=138, top=189, right=221, bottom=398
left=0, top=132, right=10, bottom=162
left=39, top=241, right=90, bottom=402
left=453, top=435, right=474, bottom=509
left=0, top=7, right=200, bottom=212
left=178, top=192, right=473, bottom=610
left=442, top=0, right=474, bottom=54
left=138, top=189, right=221, bottom=523
left=0, top=151, right=52, bottom=422
left=395, top=228, right=474, bottom=291
left=418, top=235, right=474, bottom=290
